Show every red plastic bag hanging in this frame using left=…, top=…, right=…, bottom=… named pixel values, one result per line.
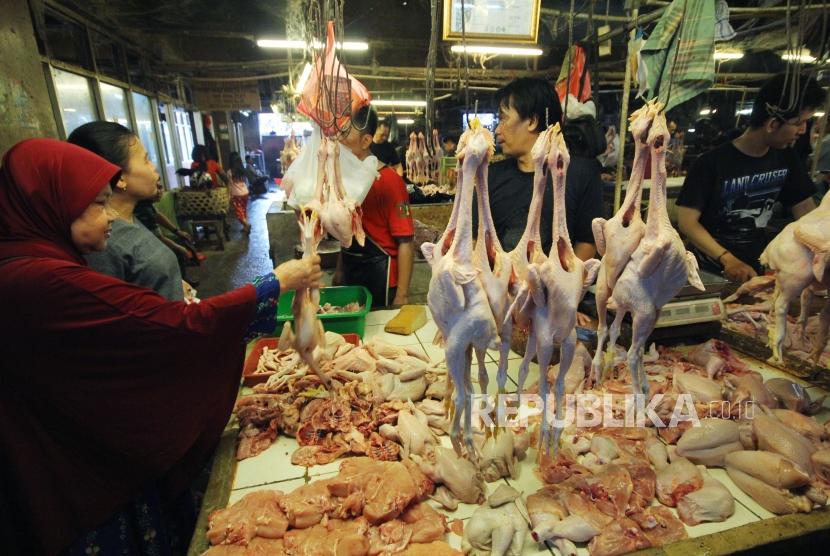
left=298, top=21, right=371, bottom=137
left=555, top=45, right=592, bottom=103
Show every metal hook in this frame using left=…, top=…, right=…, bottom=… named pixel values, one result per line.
left=545, top=107, right=549, bottom=128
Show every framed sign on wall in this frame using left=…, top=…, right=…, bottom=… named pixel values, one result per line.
left=443, top=0, right=541, bottom=43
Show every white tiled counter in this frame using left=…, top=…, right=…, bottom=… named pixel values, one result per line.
left=188, top=307, right=830, bottom=556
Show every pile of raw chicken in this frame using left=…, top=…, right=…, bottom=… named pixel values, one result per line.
left=202, top=457, right=459, bottom=556
left=406, top=129, right=444, bottom=185
left=215, top=106, right=830, bottom=556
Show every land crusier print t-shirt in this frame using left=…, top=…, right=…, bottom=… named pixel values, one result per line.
left=676, top=142, right=815, bottom=272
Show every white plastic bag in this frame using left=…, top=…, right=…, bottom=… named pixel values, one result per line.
left=284, top=123, right=378, bottom=208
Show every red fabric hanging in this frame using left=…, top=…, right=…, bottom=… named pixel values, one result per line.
left=0, top=139, right=256, bottom=555
left=555, top=44, right=593, bottom=103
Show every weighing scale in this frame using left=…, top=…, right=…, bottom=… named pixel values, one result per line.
left=579, top=270, right=728, bottom=346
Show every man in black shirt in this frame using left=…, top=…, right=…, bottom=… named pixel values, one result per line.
left=677, top=74, right=826, bottom=283
left=477, top=77, right=603, bottom=259
left=370, top=120, right=403, bottom=176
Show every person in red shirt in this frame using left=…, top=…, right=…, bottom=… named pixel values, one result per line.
left=335, top=106, right=415, bottom=307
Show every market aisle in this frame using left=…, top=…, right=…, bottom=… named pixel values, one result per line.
left=190, top=190, right=289, bottom=298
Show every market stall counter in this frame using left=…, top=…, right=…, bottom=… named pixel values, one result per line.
left=188, top=305, right=830, bottom=556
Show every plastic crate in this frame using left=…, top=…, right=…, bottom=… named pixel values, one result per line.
left=276, top=286, right=372, bottom=338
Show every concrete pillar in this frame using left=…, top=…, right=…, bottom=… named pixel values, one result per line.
left=0, top=0, right=58, bottom=153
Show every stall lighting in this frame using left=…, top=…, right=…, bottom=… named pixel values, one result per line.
left=781, top=49, right=816, bottom=63
left=372, top=99, right=427, bottom=107
left=397, top=119, right=415, bottom=125
left=688, top=128, right=696, bottom=133
left=450, top=44, right=543, bottom=56
left=699, top=108, right=716, bottom=115
left=713, top=50, right=744, bottom=61
left=257, top=38, right=369, bottom=51
left=63, top=108, right=77, bottom=112
left=815, top=111, right=826, bottom=118
left=294, top=63, right=313, bottom=95
left=735, top=108, right=753, bottom=116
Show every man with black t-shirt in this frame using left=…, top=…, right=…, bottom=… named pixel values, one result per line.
left=474, top=77, right=603, bottom=259
left=370, top=120, right=404, bottom=177
left=677, top=74, right=826, bottom=283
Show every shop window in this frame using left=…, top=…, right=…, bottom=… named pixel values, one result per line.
left=43, top=9, right=93, bottom=70
left=52, top=67, right=98, bottom=136
left=91, top=32, right=127, bottom=81
left=99, top=82, right=130, bottom=128
left=132, top=92, right=161, bottom=169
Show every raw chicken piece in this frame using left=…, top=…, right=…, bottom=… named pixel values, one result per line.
left=316, top=138, right=366, bottom=248
left=527, top=488, right=567, bottom=542
left=654, top=455, right=704, bottom=507
left=461, top=496, right=528, bottom=556
left=623, top=460, right=657, bottom=512
left=676, top=418, right=742, bottom=467
left=543, top=342, right=591, bottom=396
left=201, top=537, right=286, bottom=555
left=422, top=123, right=499, bottom=455
left=587, top=516, right=651, bottom=556
left=406, top=132, right=417, bottom=183
left=812, top=450, right=830, bottom=482
left=329, top=458, right=428, bottom=524
left=753, top=412, right=815, bottom=474
left=589, top=103, right=655, bottom=386
left=726, top=467, right=814, bottom=514
left=474, top=428, right=527, bottom=481
left=629, top=506, right=687, bottom=546
left=766, top=378, right=827, bottom=415
left=207, top=490, right=288, bottom=545
left=724, top=450, right=810, bottom=489
left=412, top=446, right=487, bottom=504
left=279, top=479, right=336, bottom=529
left=676, top=470, right=735, bottom=525
left=760, top=192, right=830, bottom=364
left=723, top=274, right=776, bottom=302
left=282, top=517, right=370, bottom=556
left=367, top=369, right=428, bottom=403
left=770, top=409, right=827, bottom=442
left=673, top=371, right=723, bottom=403
left=599, top=108, right=704, bottom=396
left=725, top=374, right=778, bottom=408
left=514, top=124, right=600, bottom=452
left=586, top=464, right=633, bottom=517
left=280, top=207, right=331, bottom=389
left=378, top=402, right=438, bottom=458
left=687, top=339, right=750, bottom=379
left=400, top=542, right=461, bottom=556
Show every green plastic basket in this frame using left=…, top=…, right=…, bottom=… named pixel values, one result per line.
left=276, top=286, right=373, bottom=338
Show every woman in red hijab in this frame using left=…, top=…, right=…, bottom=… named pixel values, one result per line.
left=0, top=139, right=320, bottom=556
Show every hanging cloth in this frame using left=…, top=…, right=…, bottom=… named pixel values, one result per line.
left=555, top=44, right=593, bottom=103
left=714, top=0, right=736, bottom=42
left=640, top=0, right=716, bottom=112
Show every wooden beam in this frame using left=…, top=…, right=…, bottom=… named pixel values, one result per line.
left=540, top=8, right=629, bottom=22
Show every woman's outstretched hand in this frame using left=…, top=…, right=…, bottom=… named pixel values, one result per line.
left=274, top=256, right=322, bottom=291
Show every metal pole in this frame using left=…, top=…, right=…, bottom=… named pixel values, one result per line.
left=613, top=5, right=638, bottom=213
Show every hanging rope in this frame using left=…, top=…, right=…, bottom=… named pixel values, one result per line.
left=461, top=0, right=471, bottom=116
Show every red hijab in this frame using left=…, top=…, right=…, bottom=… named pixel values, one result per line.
left=0, top=138, right=121, bottom=264
left=0, top=139, right=257, bottom=554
